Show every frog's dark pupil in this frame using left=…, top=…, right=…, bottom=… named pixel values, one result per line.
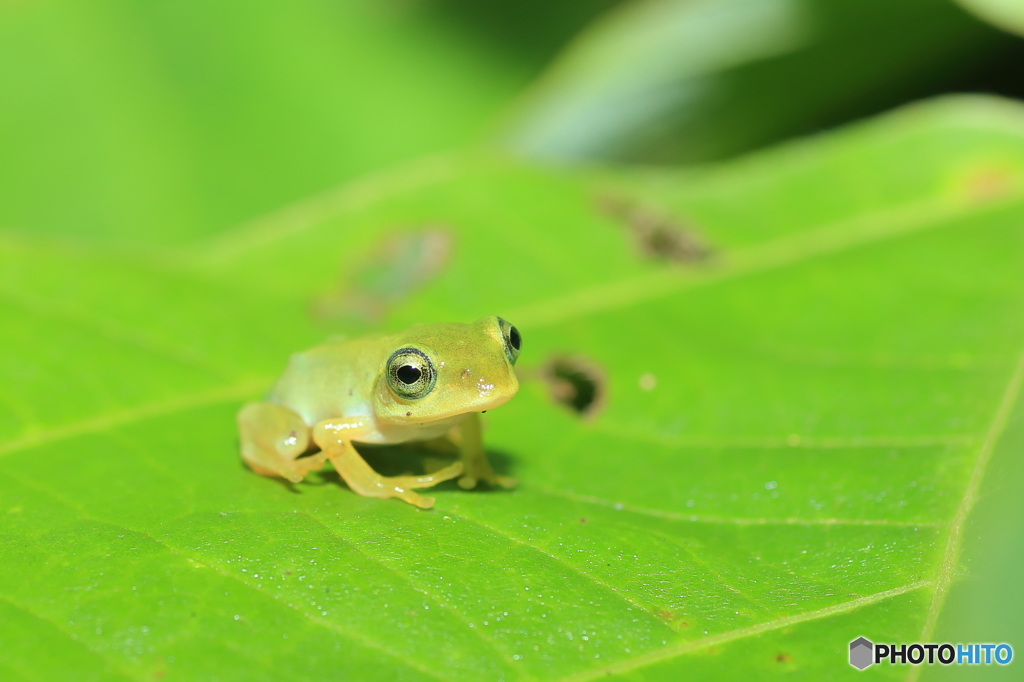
left=509, top=326, right=521, bottom=351
left=397, top=364, right=421, bottom=384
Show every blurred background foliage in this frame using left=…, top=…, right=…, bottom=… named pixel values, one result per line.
left=3, top=0, right=1024, bottom=245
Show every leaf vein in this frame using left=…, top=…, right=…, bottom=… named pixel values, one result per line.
left=0, top=285, right=227, bottom=378
left=556, top=581, right=931, bottom=682
left=909, top=341, right=1024, bottom=681
left=294, top=510, right=528, bottom=680
left=509, top=192, right=1024, bottom=329
left=0, top=594, right=137, bottom=682
left=441, top=509, right=677, bottom=635
left=536, top=488, right=941, bottom=528
left=0, top=378, right=269, bottom=458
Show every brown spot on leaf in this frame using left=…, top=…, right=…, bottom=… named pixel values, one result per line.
left=963, top=165, right=1015, bottom=203
left=775, top=653, right=792, bottom=663
left=657, top=610, right=674, bottom=620
left=540, top=355, right=606, bottom=419
left=596, top=194, right=711, bottom=263
left=311, top=227, right=453, bottom=323
left=580, top=518, right=588, bottom=524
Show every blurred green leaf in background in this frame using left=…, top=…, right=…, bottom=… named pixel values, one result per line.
left=0, top=0, right=590, bottom=244
left=498, top=0, right=1022, bottom=164
left=3, top=1, right=1024, bottom=681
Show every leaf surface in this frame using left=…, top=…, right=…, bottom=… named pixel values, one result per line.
left=3, top=96, right=1024, bottom=680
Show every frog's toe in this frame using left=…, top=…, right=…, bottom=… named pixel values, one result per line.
left=457, top=475, right=478, bottom=490
left=408, top=493, right=436, bottom=509
left=292, top=452, right=328, bottom=478
left=494, top=475, right=517, bottom=489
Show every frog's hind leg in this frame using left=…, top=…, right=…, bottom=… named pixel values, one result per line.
left=238, top=402, right=325, bottom=483
left=312, top=419, right=463, bottom=509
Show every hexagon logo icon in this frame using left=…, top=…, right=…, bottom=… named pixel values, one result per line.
left=850, top=637, right=874, bottom=670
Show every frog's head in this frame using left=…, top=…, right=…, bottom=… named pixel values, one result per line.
left=374, top=316, right=521, bottom=424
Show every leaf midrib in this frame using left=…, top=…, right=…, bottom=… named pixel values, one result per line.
left=510, top=192, right=1024, bottom=329
left=907, top=343, right=1024, bottom=682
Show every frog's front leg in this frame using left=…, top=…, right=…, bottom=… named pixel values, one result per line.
left=448, top=412, right=517, bottom=490
left=312, top=419, right=463, bottom=509
left=238, top=402, right=327, bottom=483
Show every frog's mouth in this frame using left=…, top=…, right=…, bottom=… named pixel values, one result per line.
left=389, top=380, right=519, bottom=424
left=404, top=392, right=517, bottom=424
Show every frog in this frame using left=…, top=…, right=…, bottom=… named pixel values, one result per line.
left=237, top=316, right=521, bottom=508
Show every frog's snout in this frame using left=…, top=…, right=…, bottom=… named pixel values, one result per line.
left=457, top=362, right=518, bottom=411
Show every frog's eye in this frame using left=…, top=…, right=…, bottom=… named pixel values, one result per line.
left=497, top=317, right=522, bottom=365
left=386, top=347, right=437, bottom=400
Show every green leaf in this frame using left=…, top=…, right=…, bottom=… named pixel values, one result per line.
left=0, top=0, right=535, bottom=244
left=497, top=0, right=1011, bottom=164
left=3, top=95, right=1024, bottom=680
left=956, top=0, right=1024, bottom=35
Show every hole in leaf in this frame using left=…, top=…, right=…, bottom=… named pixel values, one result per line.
left=540, top=355, right=606, bottom=419
left=596, top=194, right=711, bottom=263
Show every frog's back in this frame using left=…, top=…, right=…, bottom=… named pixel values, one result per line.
left=267, top=335, right=387, bottom=425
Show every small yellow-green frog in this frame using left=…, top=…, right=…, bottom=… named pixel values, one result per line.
left=238, top=316, right=521, bottom=508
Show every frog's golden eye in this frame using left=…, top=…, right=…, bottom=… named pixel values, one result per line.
left=497, top=317, right=521, bottom=365
left=386, top=347, right=436, bottom=400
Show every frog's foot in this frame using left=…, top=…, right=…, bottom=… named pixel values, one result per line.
left=238, top=402, right=321, bottom=484
left=446, top=413, right=517, bottom=490
left=457, top=464, right=517, bottom=491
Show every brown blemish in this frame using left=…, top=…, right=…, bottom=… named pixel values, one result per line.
left=580, top=518, right=588, bottom=524
left=657, top=610, right=674, bottom=620
left=962, top=165, right=1015, bottom=203
left=311, top=227, right=454, bottom=323
left=405, top=412, right=412, bottom=417
left=775, top=653, right=792, bottom=663
left=540, top=355, right=606, bottom=419
left=596, top=194, right=711, bottom=263
left=460, top=368, right=471, bottom=379
left=678, top=621, right=689, bottom=628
